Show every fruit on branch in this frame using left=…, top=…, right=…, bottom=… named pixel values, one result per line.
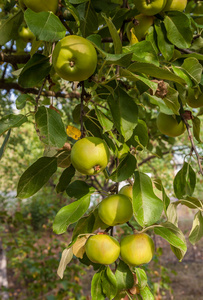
left=18, top=26, right=35, bottom=43
left=126, top=14, right=154, bottom=42
left=186, top=88, right=203, bottom=108
left=120, top=233, right=155, bottom=266
left=70, top=137, right=109, bottom=175
left=156, top=113, right=186, bottom=137
left=119, top=184, right=133, bottom=201
left=98, top=194, right=133, bottom=226
left=52, top=35, right=97, bottom=82
left=20, top=0, right=58, bottom=13
left=85, top=234, right=120, bottom=264
left=162, top=0, right=187, bottom=12
left=134, top=0, right=167, bottom=16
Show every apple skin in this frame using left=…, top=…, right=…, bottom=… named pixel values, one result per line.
left=187, top=88, right=203, bottom=108
left=22, top=0, right=58, bottom=13
left=85, top=234, right=120, bottom=265
left=18, top=27, right=35, bottom=43
left=98, top=194, right=133, bottom=226
left=162, top=0, right=187, bottom=12
left=127, top=14, right=154, bottom=42
left=119, top=185, right=133, bottom=201
left=120, top=233, right=155, bottom=266
left=70, top=137, right=109, bottom=175
left=156, top=113, right=186, bottom=137
left=52, top=35, right=97, bottom=82
left=134, top=0, right=167, bottom=16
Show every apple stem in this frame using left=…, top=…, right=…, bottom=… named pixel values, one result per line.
left=69, top=61, right=75, bottom=68
left=126, top=221, right=136, bottom=233
left=147, top=0, right=151, bottom=4
left=94, top=165, right=101, bottom=172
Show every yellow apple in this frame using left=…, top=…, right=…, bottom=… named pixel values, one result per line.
left=120, top=233, right=155, bottom=266
left=134, top=0, right=167, bottom=16
left=126, top=14, right=154, bottom=42
left=21, top=0, right=58, bottom=13
left=98, top=194, right=133, bottom=226
left=85, top=234, right=120, bottom=265
left=18, top=26, right=35, bottom=43
left=163, top=0, right=187, bottom=12
left=70, top=137, right=109, bottom=175
left=156, top=113, right=186, bottom=137
left=119, top=185, right=133, bottom=201
left=52, top=35, right=97, bottom=82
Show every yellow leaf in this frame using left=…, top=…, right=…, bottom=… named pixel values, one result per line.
left=130, top=28, right=139, bottom=45
left=66, top=125, right=81, bottom=140
left=57, top=248, right=73, bottom=279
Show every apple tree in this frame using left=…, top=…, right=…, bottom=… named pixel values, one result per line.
left=1, top=0, right=203, bottom=299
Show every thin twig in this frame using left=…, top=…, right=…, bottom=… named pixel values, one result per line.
left=35, top=78, right=47, bottom=111
left=80, top=81, right=85, bottom=138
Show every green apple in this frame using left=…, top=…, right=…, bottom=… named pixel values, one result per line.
left=120, top=233, right=155, bottom=266
left=98, top=194, right=133, bottom=226
left=134, top=0, right=167, bottom=16
left=85, top=234, right=120, bottom=265
left=21, top=0, right=58, bottom=13
left=119, top=185, right=133, bottom=201
left=162, top=0, right=187, bottom=12
left=186, top=88, right=203, bottom=108
left=52, top=35, right=97, bottom=82
left=126, top=14, right=154, bottom=42
left=70, top=137, right=109, bottom=175
left=156, top=113, right=186, bottom=137
left=18, top=26, right=35, bottom=43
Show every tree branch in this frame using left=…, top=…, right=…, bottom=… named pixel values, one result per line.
left=0, top=80, right=80, bottom=99
left=138, top=151, right=173, bottom=167
left=0, top=52, right=30, bottom=64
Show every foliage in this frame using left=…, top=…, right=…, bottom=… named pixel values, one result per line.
left=1, top=0, right=203, bottom=299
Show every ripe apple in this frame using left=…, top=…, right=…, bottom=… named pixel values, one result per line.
left=20, top=0, right=58, bottom=13
left=52, top=35, right=97, bottom=82
left=18, top=26, right=35, bottom=43
left=120, top=233, right=155, bottom=266
left=162, top=0, right=187, bottom=12
left=126, top=14, right=154, bottom=42
left=98, top=194, right=133, bottom=226
left=119, top=185, right=133, bottom=201
left=70, top=137, right=109, bottom=175
left=85, top=234, right=120, bottom=264
left=156, top=113, right=186, bottom=137
left=186, top=88, right=203, bottom=108
left=134, top=0, right=167, bottom=16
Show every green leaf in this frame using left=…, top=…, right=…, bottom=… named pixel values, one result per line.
left=66, top=180, right=94, bottom=199
left=95, top=107, right=113, bottom=133
left=72, top=212, right=96, bottom=240
left=79, top=2, right=98, bottom=37
left=35, top=106, right=67, bottom=148
left=153, top=178, right=170, bottom=213
left=172, top=66, right=193, bottom=88
left=128, top=62, right=186, bottom=85
left=147, top=94, right=173, bottom=115
left=91, top=268, right=106, bottom=300
left=19, top=54, right=51, bottom=88
left=189, top=211, right=203, bottom=245
left=102, top=267, right=117, bottom=300
left=0, top=114, right=28, bottom=136
left=154, top=222, right=187, bottom=261
left=107, top=87, right=138, bottom=141
left=177, top=197, right=203, bottom=210
left=133, top=172, right=163, bottom=227
left=128, top=120, right=149, bottom=149
left=0, top=10, right=24, bottom=45
left=64, top=0, right=80, bottom=27
left=139, top=286, right=154, bottom=300
left=192, top=116, right=202, bottom=143
left=110, top=153, right=137, bottom=182
left=123, top=40, right=159, bottom=66
left=56, top=165, right=75, bottom=193
left=53, top=194, right=91, bottom=234
left=102, top=13, right=122, bottom=54
left=163, top=86, right=180, bottom=115
left=17, top=157, right=57, bottom=199
left=120, top=69, right=158, bottom=94
left=115, top=260, right=134, bottom=292
left=0, top=129, right=11, bottom=161
left=154, top=19, right=174, bottom=61
left=173, top=162, right=196, bottom=199
left=166, top=203, right=178, bottom=226
left=135, top=268, right=148, bottom=290
left=24, top=9, right=66, bottom=42
left=181, top=57, right=202, bottom=84
left=16, top=94, right=35, bottom=110
left=164, top=11, right=193, bottom=49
